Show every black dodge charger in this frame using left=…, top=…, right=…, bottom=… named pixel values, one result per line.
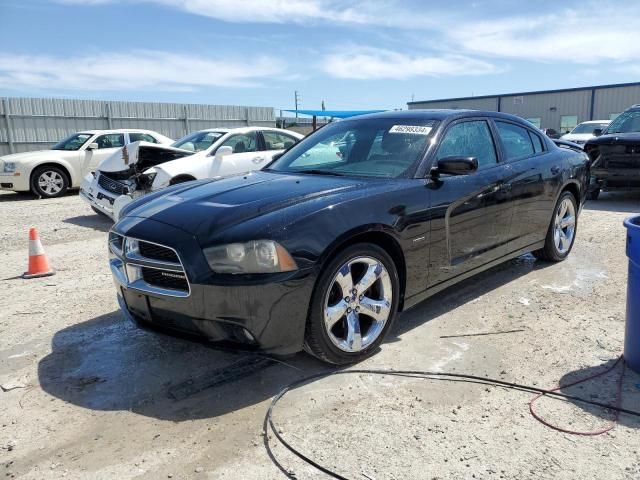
left=109, top=110, right=589, bottom=364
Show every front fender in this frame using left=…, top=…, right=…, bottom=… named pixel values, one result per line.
left=32, top=158, right=80, bottom=186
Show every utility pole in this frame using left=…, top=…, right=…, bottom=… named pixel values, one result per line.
left=294, top=90, right=301, bottom=121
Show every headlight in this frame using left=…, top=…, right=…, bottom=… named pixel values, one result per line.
left=203, top=240, right=298, bottom=274
left=3, top=162, right=16, bottom=173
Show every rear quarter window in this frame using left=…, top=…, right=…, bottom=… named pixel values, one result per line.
left=495, top=121, right=535, bottom=161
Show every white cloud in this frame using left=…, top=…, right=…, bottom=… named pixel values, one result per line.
left=321, top=47, right=502, bottom=80
left=0, top=50, right=285, bottom=91
left=58, top=0, right=441, bottom=28
left=449, top=6, right=640, bottom=63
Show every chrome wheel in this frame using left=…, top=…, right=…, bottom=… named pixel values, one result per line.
left=38, top=171, right=64, bottom=195
left=553, top=197, right=576, bottom=254
left=324, top=256, right=393, bottom=353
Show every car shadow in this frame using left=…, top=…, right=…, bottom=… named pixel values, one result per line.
left=392, top=253, right=549, bottom=337
left=63, top=213, right=113, bottom=232
left=0, top=191, right=35, bottom=202
left=551, top=359, right=640, bottom=430
left=37, top=253, right=551, bottom=423
left=584, top=191, right=640, bottom=213
left=37, top=311, right=333, bottom=421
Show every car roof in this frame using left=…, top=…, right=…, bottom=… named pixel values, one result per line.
left=579, top=120, right=610, bottom=124
left=192, top=127, right=302, bottom=136
left=78, top=129, right=161, bottom=135
left=346, top=109, right=534, bottom=125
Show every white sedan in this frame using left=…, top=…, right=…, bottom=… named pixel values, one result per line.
left=0, top=129, right=173, bottom=198
left=80, top=127, right=303, bottom=219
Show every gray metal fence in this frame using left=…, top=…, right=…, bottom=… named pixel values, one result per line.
left=0, top=97, right=275, bottom=155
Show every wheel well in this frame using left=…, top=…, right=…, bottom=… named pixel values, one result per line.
left=561, top=182, right=580, bottom=204
left=30, top=162, right=71, bottom=186
left=322, top=231, right=407, bottom=311
left=169, top=175, right=196, bottom=185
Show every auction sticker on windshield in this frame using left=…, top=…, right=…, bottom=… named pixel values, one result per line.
left=389, top=125, right=432, bottom=135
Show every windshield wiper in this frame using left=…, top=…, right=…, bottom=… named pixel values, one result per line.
left=290, top=169, right=345, bottom=177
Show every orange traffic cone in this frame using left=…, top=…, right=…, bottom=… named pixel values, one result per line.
left=23, top=227, right=55, bottom=279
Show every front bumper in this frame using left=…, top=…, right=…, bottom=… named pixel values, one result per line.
left=80, top=173, right=118, bottom=219
left=591, top=167, right=640, bottom=190
left=110, top=217, right=316, bottom=355
left=0, top=167, right=30, bottom=191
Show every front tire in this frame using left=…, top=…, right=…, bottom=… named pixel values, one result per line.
left=304, top=243, right=400, bottom=365
left=532, top=191, right=578, bottom=262
left=31, top=166, right=69, bottom=198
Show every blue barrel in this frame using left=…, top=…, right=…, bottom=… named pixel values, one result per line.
left=624, top=215, right=640, bottom=373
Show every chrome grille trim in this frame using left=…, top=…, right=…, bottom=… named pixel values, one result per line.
left=108, top=232, right=191, bottom=298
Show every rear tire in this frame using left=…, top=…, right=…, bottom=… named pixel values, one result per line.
left=31, top=166, right=69, bottom=198
left=532, top=191, right=578, bottom=262
left=304, top=243, right=400, bottom=365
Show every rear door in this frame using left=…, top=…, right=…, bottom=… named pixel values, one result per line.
left=427, top=118, right=515, bottom=286
left=260, top=130, right=300, bottom=164
left=493, top=120, right=560, bottom=251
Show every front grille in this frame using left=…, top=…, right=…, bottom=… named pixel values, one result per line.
left=139, top=241, right=179, bottom=263
left=141, top=267, right=189, bottom=291
left=98, top=173, right=128, bottom=195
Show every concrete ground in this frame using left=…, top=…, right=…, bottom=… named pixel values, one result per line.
left=1, top=189, right=639, bottom=480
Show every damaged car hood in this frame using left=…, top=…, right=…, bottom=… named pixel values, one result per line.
left=120, top=170, right=378, bottom=238
left=98, top=141, right=193, bottom=173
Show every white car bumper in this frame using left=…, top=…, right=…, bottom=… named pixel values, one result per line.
left=80, top=173, right=118, bottom=220
left=0, top=166, right=30, bottom=192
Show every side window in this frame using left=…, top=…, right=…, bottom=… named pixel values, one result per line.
left=495, top=122, right=535, bottom=161
left=436, top=120, right=497, bottom=170
left=94, top=134, right=125, bottom=149
left=263, top=131, right=298, bottom=151
left=529, top=131, right=544, bottom=154
left=128, top=133, right=157, bottom=143
left=218, top=132, right=258, bottom=153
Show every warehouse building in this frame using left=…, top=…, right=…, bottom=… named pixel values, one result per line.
left=407, top=81, right=640, bottom=134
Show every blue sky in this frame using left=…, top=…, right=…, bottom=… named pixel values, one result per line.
left=1, top=0, right=639, bottom=111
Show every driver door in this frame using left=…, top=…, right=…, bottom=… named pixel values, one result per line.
left=211, top=132, right=261, bottom=177
left=427, top=119, right=515, bottom=287
left=82, top=133, right=125, bottom=175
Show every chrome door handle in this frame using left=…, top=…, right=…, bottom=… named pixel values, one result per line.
left=252, top=156, right=265, bottom=163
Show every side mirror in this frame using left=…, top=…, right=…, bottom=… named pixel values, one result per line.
left=87, top=142, right=99, bottom=150
left=271, top=152, right=284, bottom=161
left=214, top=145, right=233, bottom=161
left=432, top=156, right=478, bottom=176
left=593, top=128, right=603, bottom=137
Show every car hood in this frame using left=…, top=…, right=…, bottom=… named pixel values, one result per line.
left=0, top=150, right=68, bottom=163
left=586, top=132, right=640, bottom=146
left=124, top=170, right=370, bottom=237
left=98, top=141, right=193, bottom=173
left=560, top=133, right=593, bottom=141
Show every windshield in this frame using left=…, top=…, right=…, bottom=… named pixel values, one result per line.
left=52, top=133, right=93, bottom=151
left=571, top=122, right=608, bottom=134
left=267, top=118, right=437, bottom=178
left=605, top=110, right=640, bottom=134
left=172, top=131, right=225, bottom=152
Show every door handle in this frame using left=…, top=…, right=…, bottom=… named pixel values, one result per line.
left=550, top=165, right=561, bottom=174
left=252, top=156, right=265, bottom=163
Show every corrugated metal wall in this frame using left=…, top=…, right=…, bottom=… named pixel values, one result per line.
left=0, top=97, right=275, bottom=155
left=593, top=85, right=640, bottom=119
left=407, top=84, right=640, bottom=131
left=500, top=90, right=591, bottom=132
left=409, top=97, right=499, bottom=111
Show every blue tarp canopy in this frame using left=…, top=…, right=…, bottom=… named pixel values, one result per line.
left=282, top=109, right=386, bottom=119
